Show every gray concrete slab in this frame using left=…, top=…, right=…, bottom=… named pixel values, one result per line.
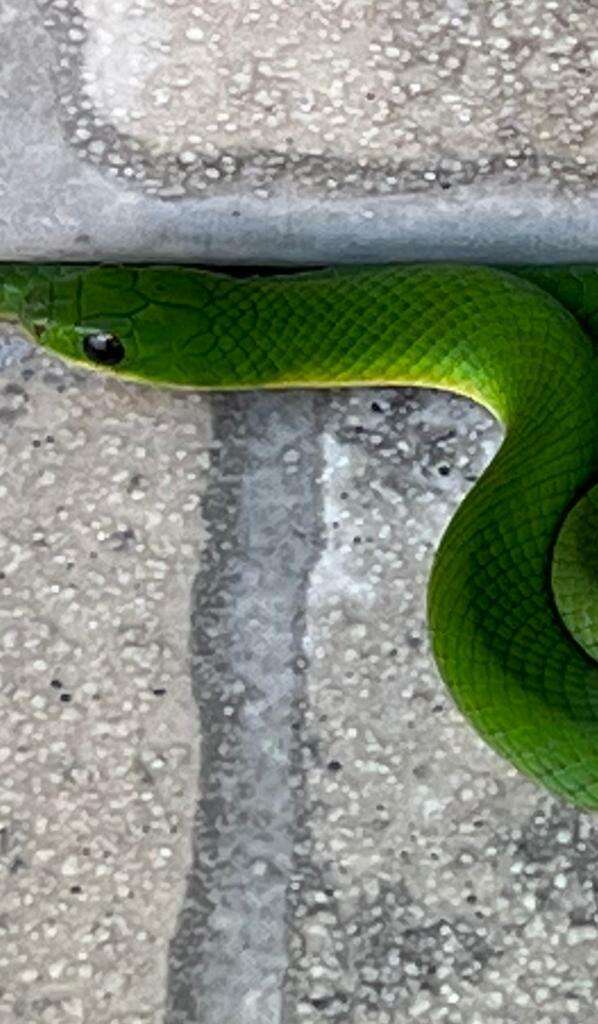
left=1, top=0, right=598, bottom=262
left=2, top=2, right=598, bottom=1024
left=0, top=329, right=208, bottom=1023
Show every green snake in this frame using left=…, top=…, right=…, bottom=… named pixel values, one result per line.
left=1, top=262, right=596, bottom=807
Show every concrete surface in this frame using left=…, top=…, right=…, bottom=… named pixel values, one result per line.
left=5, top=337, right=598, bottom=1024
left=2, top=2, right=598, bottom=1024
left=0, top=0, right=598, bottom=261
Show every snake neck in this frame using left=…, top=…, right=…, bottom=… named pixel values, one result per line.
left=3, top=263, right=596, bottom=430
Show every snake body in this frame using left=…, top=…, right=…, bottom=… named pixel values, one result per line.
left=1, top=262, right=596, bottom=806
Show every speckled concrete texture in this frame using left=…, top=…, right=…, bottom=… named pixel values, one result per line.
left=285, top=391, right=598, bottom=1023
left=0, top=326, right=209, bottom=1023
left=1, top=0, right=598, bottom=261
left=5, top=317, right=598, bottom=1022
left=40, top=0, right=598, bottom=196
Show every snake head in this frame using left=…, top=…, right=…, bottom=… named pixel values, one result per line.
left=0, top=264, right=140, bottom=377
left=3, top=263, right=248, bottom=388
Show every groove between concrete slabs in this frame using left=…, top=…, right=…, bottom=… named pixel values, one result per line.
left=166, top=392, right=324, bottom=1024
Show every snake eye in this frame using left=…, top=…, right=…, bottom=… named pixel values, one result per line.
left=82, top=332, right=125, bottom=366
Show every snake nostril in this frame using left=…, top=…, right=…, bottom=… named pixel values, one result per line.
left=83, top=332, right=125, bottom=366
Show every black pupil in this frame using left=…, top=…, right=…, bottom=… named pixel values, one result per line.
left=83, top=332, right=125, bottom=366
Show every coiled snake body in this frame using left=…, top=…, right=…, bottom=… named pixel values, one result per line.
left=2, top=262, right=596, bottom=807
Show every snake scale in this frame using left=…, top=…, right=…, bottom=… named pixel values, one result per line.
left=1, top=261, right=596, bottom=807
